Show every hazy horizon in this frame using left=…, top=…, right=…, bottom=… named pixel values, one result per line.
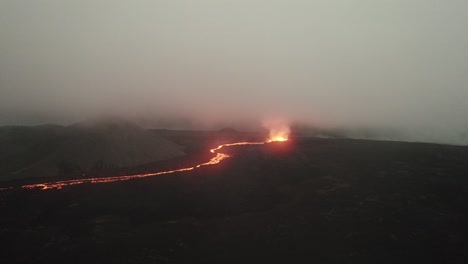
left=1, top=1, right=467, bottom=144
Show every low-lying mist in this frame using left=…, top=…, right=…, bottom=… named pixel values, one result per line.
left=1, top=0, right=467, bottom=145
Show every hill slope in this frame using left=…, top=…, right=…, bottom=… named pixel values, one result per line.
left=0, top=119, right=185, bottom=180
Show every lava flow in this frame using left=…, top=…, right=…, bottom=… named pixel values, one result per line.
left=15, top=133, right=289, bottom=191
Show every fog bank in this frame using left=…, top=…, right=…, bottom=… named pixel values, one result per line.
left=1, top=1, right=467, bottom=144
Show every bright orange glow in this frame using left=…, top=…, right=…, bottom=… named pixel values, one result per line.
left=0, top=130, right=290, bottom=191
left=267, top=126, right=290, bottom=142
left=268, top=135, right=288, bottom=142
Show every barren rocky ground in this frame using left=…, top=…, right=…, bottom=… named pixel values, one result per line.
left=0, top=133, right=467, bottom=263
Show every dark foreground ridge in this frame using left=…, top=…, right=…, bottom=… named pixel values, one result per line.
left=0, top=136, right=467, bottom=263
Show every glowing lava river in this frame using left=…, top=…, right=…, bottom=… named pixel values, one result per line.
left=7, top=134, right=289, bottom=191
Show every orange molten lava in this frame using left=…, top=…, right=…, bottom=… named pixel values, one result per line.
left=267, top=128, right=290, bottom=142
left=1, top=133, right=289, bottom=191
left=268, top=135, right=288, bottom=142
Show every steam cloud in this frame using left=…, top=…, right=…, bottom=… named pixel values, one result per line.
left=1, top=1, right=467, bottom=145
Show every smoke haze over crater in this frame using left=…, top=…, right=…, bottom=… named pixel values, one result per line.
left=1, top=1, right=468, bottom=144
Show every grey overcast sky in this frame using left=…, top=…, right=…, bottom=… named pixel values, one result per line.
left=1, top=1, right=467, bottom=142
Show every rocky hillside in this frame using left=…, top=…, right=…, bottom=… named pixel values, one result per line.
left=0, top=119, right=185, bottom=181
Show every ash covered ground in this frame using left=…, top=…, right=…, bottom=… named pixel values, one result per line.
left=0, top=130, right=467, bottom=263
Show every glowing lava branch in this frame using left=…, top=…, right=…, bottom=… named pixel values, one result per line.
left=6, top=135, right=290, bottom=191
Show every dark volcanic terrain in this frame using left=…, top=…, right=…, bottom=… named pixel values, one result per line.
left=0, top=132, right=467, bottom=263
left=0, top=121, right=185, bottom=181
